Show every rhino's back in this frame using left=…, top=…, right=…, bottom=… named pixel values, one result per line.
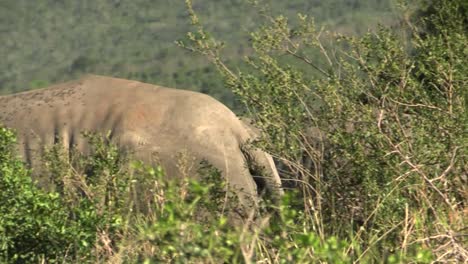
left=1, top=76, right=131, bottom=148
left=0, top=75, right=249, bottom=166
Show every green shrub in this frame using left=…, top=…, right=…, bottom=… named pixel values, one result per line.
left=181, top=0, right=465, bottom=262
left=0, top=126, right=97, bottom=263
left=0, top=128, right=158, bottom=263
left=0, top=126, right=390, bottom=263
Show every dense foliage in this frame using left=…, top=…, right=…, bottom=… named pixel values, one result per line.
left=0, top=126, right=432, bottom=263
left=0, top=127, right=98, bottom=262
left=182, top=0, right=467, bottom=262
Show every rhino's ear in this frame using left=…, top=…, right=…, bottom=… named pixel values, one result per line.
left=241, top=142, right=284, bottom=204
left=240, top=143, right=267, bottom=195
left=239, top=116, right=263, bottom=140
left=240, top=143, right=256, bottom=172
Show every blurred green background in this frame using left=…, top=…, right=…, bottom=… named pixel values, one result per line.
left=0, top=0, right=398, bottom=110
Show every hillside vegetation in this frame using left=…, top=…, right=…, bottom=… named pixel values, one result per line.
left=1, top=0, right=397, bottom=109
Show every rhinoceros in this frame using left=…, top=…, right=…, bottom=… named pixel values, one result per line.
left=0, top=75, right=283, bottom=209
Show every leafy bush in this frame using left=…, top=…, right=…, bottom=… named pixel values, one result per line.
left=1, top=124, right=435, bottom=262
left=181, top=0, right=465, bottom=262
left=0, top=127, right=96, bottom=263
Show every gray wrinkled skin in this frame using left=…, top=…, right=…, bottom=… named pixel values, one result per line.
left=0, top=75, right=283, bottom=209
